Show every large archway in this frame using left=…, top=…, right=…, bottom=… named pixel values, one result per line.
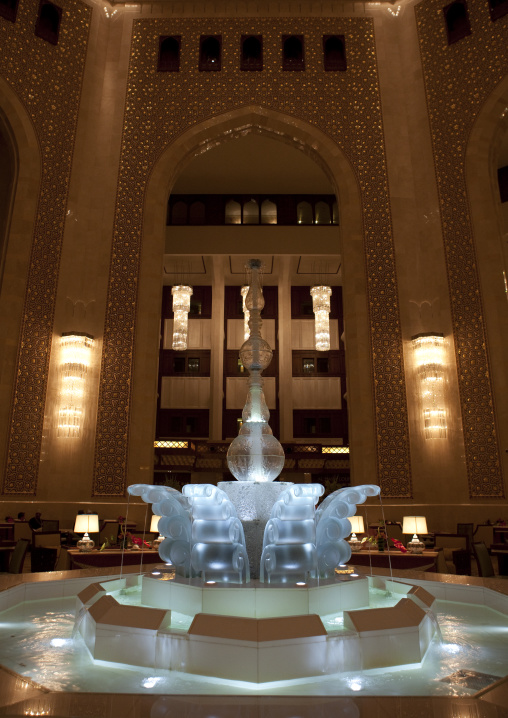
left=466, top=76, right=508, bottom=493
left=130, top=106, right=377, bottom=488
left=0, top=79, right=41, bottom=488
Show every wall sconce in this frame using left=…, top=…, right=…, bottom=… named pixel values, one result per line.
left=310, top=286, right=332, bottom=351
left=58, top=332, right=94, bottom=438
left=412, top=332, right=447, bottom=439
left=171, top=285, right=193, bottom=351
left=241, top=285, right=250, bottom=341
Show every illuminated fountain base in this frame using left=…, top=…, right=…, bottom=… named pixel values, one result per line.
left=219, top=481, right=292, bottom=579
left=76, top=572, right=438, bottom=683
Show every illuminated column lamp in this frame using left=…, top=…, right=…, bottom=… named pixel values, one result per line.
left=74, top=513, right=99, bottom=552
left=171, top=285, right=193, bottom=351
left=150, top=514, right=164, bottom=549
left=402, top=516, right=428, bottom=554
left=412, top=332, right=447, bottom=439
left=347, top=515, right=365, bottom=552
left=58, top=332, right=94, bottom=438
left=310, top=286, right=332, bottom=351
left=241, top=285, right=250, bottom=341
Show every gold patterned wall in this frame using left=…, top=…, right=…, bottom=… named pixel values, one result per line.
left=0, top=0, right=91, bottom=494
left=93, top=16, right=413, bottom=497
left=415, top=0, right=505, bottom=497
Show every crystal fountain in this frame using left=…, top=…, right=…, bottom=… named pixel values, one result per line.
left=74, top=260, right=441, bottom=684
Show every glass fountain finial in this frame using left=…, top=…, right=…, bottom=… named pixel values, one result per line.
left=227, top=260, right=285, bottom=482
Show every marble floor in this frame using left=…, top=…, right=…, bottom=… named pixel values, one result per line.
left=1, top=565, right=508, bottom=718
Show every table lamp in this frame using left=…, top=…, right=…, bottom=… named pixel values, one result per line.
left=402, top=516, right=427, bottom=554
left=150, top=514, right=163, bottom=550
left=74, top=514, right=99, bottom=552
left=347, top=515, right=365, bottom=552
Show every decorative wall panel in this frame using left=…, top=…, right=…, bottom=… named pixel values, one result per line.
left=93, top=16, right=412, bottom=496
left=415, top=1, right=505, bottom=497
left=0, top=0, right=91, bottom=494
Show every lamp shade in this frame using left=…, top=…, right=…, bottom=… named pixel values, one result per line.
left=74, top=514, right=99, bottom=534
left=348, top=516, right=365, bottom=534
left=402, top=516, right=428, bottom=535
left=150, top=515, right=162, bottom=533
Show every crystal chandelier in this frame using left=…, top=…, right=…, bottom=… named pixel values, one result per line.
left=310, top=285, right=332, bottom=351
left=171, top=285, right=193, bottom=351
left=241, top=285, right=250, bottom=342
left=58, top=333, right=94, bottom=437
left=412, top=333, right=447, bottom=439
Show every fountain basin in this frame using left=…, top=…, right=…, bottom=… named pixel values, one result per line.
left=75, top=573, right=438, bottom=682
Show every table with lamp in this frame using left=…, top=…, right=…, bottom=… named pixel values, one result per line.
left=345, top=514, right=439, bottom=572
left=61, top=513, right=162, bottom=570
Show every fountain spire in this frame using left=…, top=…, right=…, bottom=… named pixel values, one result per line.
left=227, top=260, right=285, bottom=482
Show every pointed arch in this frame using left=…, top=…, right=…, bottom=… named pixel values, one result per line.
left=0, top=78, right=41, bottom=488
left=466, top=75, right=508, bottom=491
left=136, top=105, right=375, bottom=488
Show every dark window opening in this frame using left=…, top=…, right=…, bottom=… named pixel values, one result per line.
left=303, top=358, right=315, bottom=375
left=301, top=299, right=313, bottom=316
left=323, top=35, right=346, bottom=71
left=158, top=36, right=180, bottom=72
left=241, top=35, right=262, bottom=71
left=319, top=417, right=332, bottom=434
left=189, top=299, right=202, bottom=315
left=188, top=358, right=200, bottom=373
left=317, top=357, right=329, bottom=373
left=173, top=357, right=186, bottom=373
left=186, top=417, right=196, bottom=434
left=304, top=418, right=317, bottom=434
left=170, top=416, right=181, bottom=432
left=171, top=200, right=187, bottom=225
left=189, top=201, right=205, bottom=225
left=498, top=165, right=508, bottom=203
left=34, top=0, right=61, bottom=45
left=489, top=0, right=508, bottom=20
left=444, top=1, right=471, bottom=45
left=283, top=35, right=304, bottom=71
left=297, top=201, right=313, bottom=224
left=0, top=0, right=19, bottom=23
left=200, top=35, right=221, bottom=71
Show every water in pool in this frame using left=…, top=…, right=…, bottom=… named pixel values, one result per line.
left=0, top=590, right=507, bottom=696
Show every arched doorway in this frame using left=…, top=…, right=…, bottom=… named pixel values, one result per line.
left=133, top=106, right=376, bottom=490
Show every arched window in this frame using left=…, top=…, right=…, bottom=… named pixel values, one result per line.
left=200, top=35, right=221, bottom=71
left=171, top=201, right=188, bottom=225
left=261, top=199, right=277, bottom=225
left=0, top=115, right=16, bottom=293
left=443, top=1, right=471, bottom=44
left=282, top=35, right=304, bottom=71
left=489, top=0, right=508, bottom=20
left=296, top=201, right=313, bottom=225
left=332, top=201, right=339, bottom=225
left=315, top=201, right=331, bottom=225
left=243, top=199, right=259, bottom=225
left=158, top=36, right=180, bottom=72
left=34, top=1, right=61, bottom=45
left=189, top=201, right=206, bottom=225
left=225, top=200, right=241, bottom=224
left=241, top=35, right=263, bottom=71
left=0, top=0, right=19, bottom=22
left=323, top=35, right=346, bottom=71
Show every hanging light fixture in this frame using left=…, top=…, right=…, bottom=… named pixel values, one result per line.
left=310, top=285, right=332, bottom=351
left=412, top=333, right=447, bottom=439
left=171, top=285, right=193, bottom=351
left=241, top=285, right=250, bottom=342
left=58, top=332, right=94, bottom=438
